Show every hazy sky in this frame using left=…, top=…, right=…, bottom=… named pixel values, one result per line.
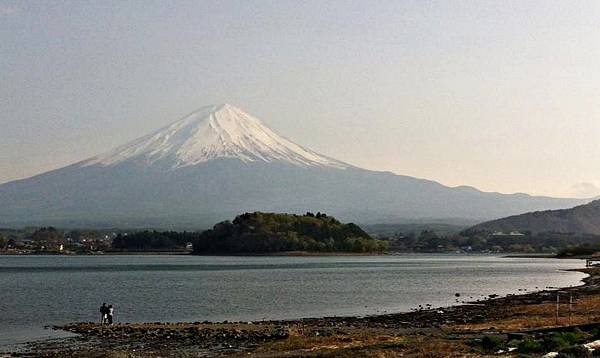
left=2, top=0, right=600, bottom=198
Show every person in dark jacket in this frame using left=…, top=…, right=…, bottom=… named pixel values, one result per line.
left=99, top=303, right=108, bottom=324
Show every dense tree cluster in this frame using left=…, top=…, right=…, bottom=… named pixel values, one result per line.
left=557, top=243, right=600, bottom=257
left=192, top=212, right=388, bottom=254
left=386, top=230, right=600, bottom=253
left=112, top=231, right=196, bottom=251
left=30, top=227, right=63, bottom=242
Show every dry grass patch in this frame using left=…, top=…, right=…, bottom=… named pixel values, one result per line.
left=255, top=334, right=406, bottom=354
left=252, top=333, right=483, bottom=357
left=401, top=336, right=484, bottom=358
left=450, top=294, right=600, bottom=331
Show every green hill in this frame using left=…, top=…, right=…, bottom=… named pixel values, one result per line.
left=192, top=212, right=388, bottom=254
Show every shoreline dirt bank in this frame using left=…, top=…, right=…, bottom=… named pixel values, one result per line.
left=9, top=267, right=600, bottom=357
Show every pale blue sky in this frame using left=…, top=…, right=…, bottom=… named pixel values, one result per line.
left=2, top=0, right=600, bottom=197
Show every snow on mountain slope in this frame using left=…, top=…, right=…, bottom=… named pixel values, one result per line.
left=80, top=104, right=348, bottom=169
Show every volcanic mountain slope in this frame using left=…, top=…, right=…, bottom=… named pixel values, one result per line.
left=0, top=104, right=590, bottom=229
left=466, top=200, right=600, bottom=235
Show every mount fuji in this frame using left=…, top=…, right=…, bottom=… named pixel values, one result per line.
left=0, top=104, right=589, bottom=228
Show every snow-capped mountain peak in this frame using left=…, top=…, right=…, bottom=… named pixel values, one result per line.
left=80, top=104, right=348, bottom=169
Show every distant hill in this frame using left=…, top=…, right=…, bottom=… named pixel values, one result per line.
left=192, top=212, right=388, bottom=254
left=466, top=200, right=600, bottom=235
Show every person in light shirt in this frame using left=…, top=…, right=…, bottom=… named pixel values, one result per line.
left=107, top=305, right=114, bottom=324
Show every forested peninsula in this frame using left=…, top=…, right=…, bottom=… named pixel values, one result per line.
left=111, top=212, right=388, bottom=254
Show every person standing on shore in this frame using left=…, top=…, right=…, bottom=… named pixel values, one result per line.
left=99, top=303, right=108, bottom=324
left=107, top=305, right=114, bottom=324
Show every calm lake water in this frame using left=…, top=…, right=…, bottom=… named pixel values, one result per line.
left=0, top=254, right=587, bottom=347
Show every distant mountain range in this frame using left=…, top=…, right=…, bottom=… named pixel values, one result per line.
left=466, top=200, right=600, bottom=235
left=0, top=104, right=590, bottom=229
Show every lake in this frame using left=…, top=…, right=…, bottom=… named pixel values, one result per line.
left=0, top=254, right=586, bottom=347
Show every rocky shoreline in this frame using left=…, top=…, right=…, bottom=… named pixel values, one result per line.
left=8, top=267, right=600, bottom=357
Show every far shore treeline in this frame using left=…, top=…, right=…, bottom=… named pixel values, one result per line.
left=114, top=212, right=389, bottom=254
left=5, top=215, right=600, bottom=255
left=109, top=225, right=600, bottom=255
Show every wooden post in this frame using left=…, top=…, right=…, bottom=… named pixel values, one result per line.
left=569, top=294, right=573, bottom=325
left=556, top=292, right=560, bottom=325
